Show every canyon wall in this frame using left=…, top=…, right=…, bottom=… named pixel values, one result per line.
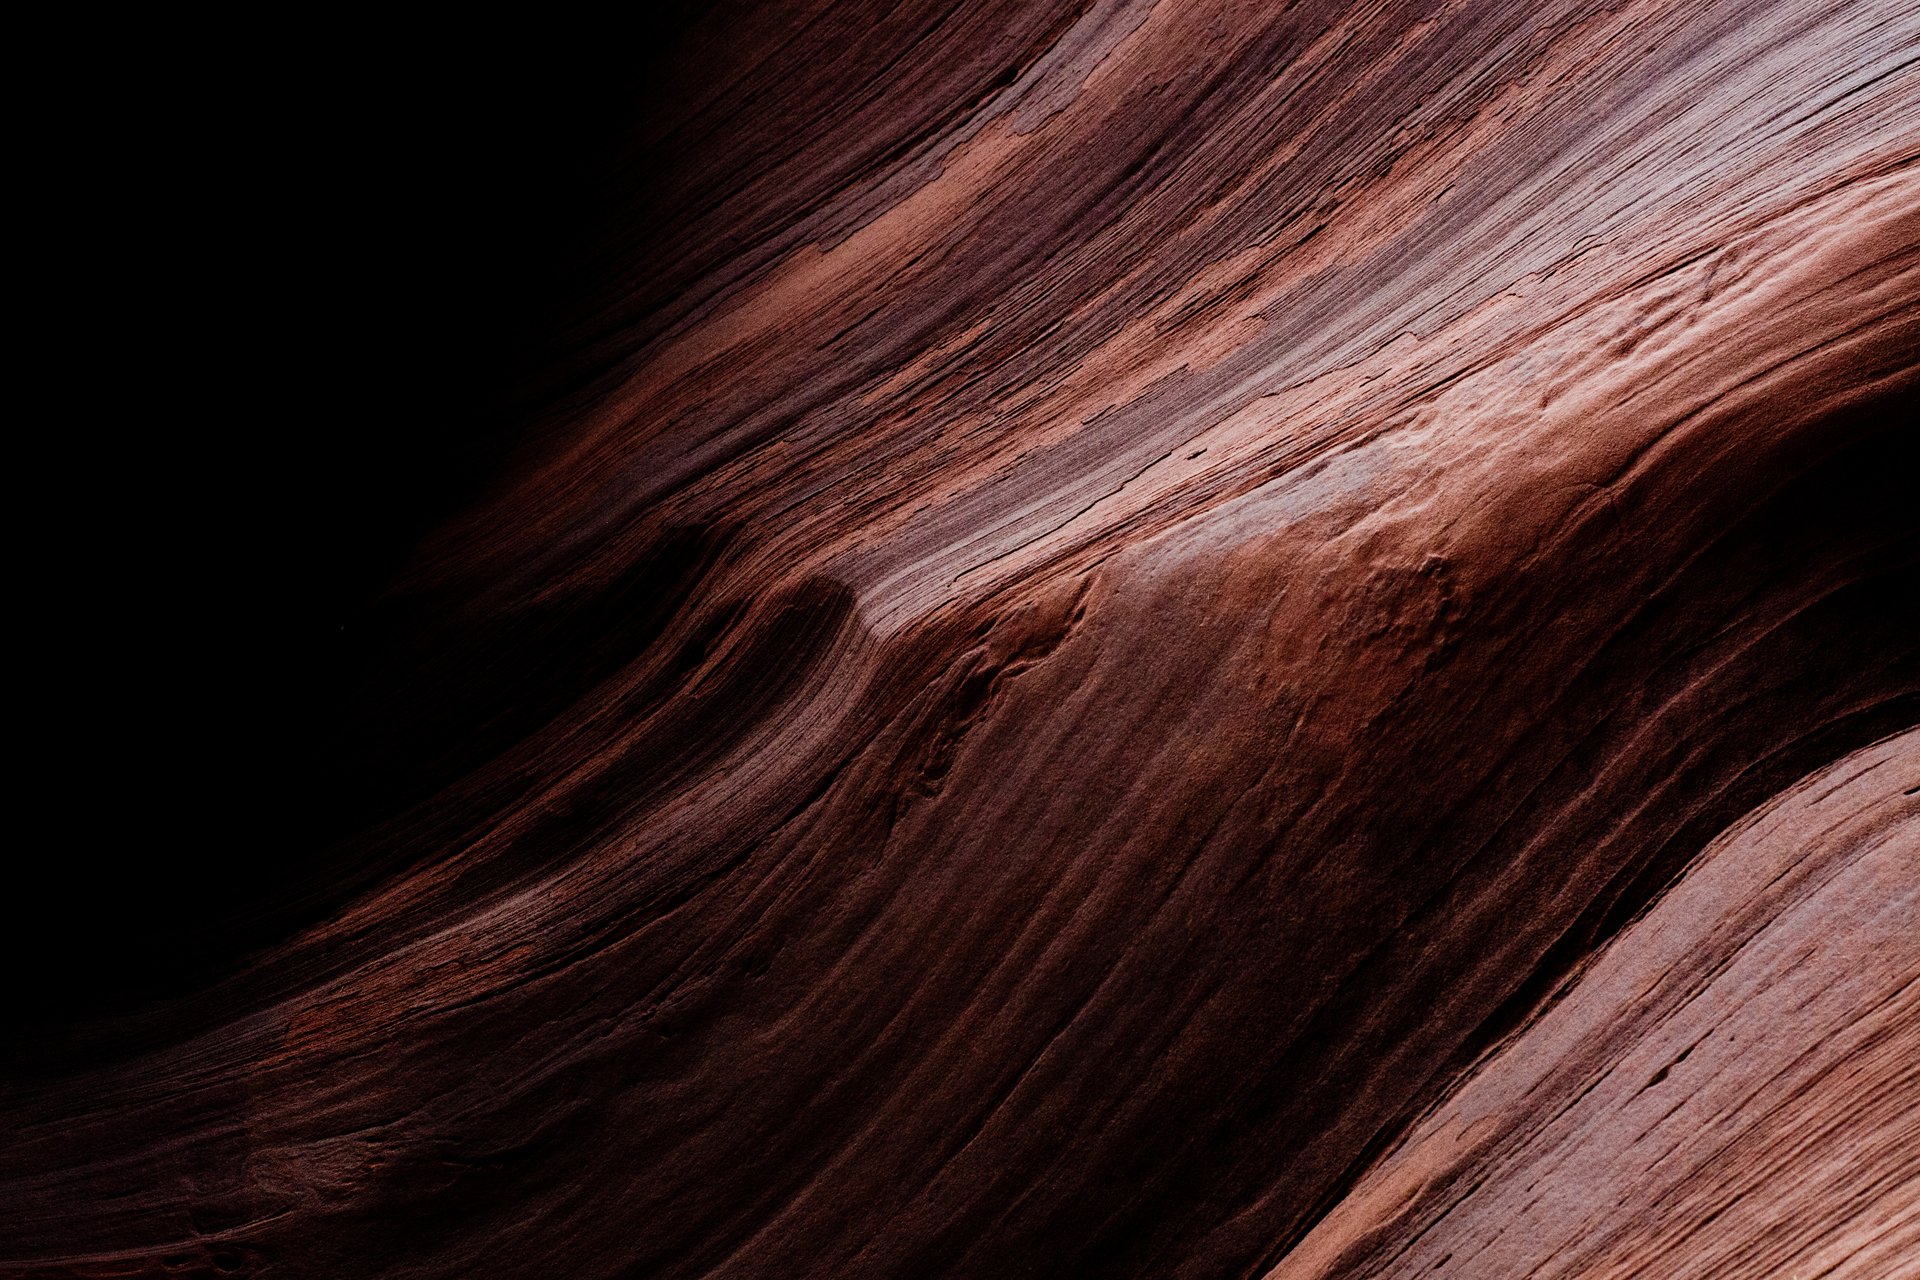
left=5, top=2, right=1916, bottom=1277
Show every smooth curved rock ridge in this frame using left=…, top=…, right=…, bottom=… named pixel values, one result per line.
left=2, top=2, right=1916, bottom=1278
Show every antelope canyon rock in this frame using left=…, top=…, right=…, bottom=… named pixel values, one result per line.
left=5, top=2, right=1917, bottom=1278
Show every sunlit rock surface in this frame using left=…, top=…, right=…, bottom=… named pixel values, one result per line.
left=4, top=2, right=1916, bottom=1277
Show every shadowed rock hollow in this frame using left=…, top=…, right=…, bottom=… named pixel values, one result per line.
left=4, top=2, right=1916, bottom=1277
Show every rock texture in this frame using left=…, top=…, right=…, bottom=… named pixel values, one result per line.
left=1268, top=733, right=1920, bottom=1280
left=4, top=2, right=1917, bottom=1278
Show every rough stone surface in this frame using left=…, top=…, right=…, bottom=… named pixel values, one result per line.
left=3, top=3, right=1916, bottom=1277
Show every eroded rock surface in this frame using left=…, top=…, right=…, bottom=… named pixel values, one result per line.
left=4, top=2, right=1916, bottom=1277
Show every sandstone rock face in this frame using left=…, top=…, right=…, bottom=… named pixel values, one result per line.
left=4, top=2, right=1915, bottom=1278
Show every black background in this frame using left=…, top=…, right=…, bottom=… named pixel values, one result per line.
left=10, top=16, right=702, bottom=1045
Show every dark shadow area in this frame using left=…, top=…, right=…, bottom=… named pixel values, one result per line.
left=8, top=16, right=707, bottom=1042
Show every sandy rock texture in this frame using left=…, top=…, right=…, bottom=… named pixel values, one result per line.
left=4, top=1, right=1916, bottom=1277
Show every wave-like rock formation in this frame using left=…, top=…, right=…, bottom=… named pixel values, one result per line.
left=6, top=2, right=1917, bottom=1277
